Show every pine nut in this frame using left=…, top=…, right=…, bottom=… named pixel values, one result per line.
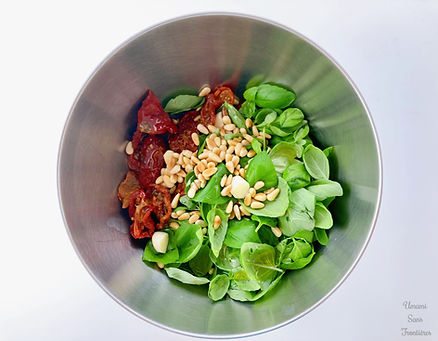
left=239, top=148, right=248, bottom=157
left=250, top=201, right=265, bottom=209
left=169, top=164, right=181, bottom=175
left=225, top=200, right=234, bottom=214
left=225, top=161, right=234, bottom=173
left=125, top=141, right=134, bottom=155
left=225, top=153, right=233, bottom=163
left=171, top=212, right=178, bottom=219
left=254, top=193, right=267, bottom=202
left=177, top=169, right=186, bottom=177
left=226, top=146, right=235, bottom=154
left=197, top=173, right=205, bottom=182
left=224, top=123, right=236, bottom=131
left=239, top=128, right=246, bottom=134
left=203, top=167, right=217, bottom=178
left=267, top=188, right=280, bottom=201
left=245, top=118, right=253, bottom=129
left=220, top=174, right=227, bottom=187
left=198, top=86, right=211, bottom=97
left=208, top=124, right=217, bottom=133
left=223, top=116, right=231, bottom=125
left=219, top=150, right=226, bottom=160
left=207, top=161, right=215, bottom=168
left=214, top=136, right=221, bottom=147
left=194, top=115, right=201, bottom=121
left=239, top=168, right=246, bottom=178
left=213, top=215, right=221, bottom=230
left=253, top=181, right=265, bottom=190
left=191, top=132, right=200, bottom=146
left=189, top=213, right=200, bottom=224
left=234, top=169, right=240, bottom=176
left=233, top=204, right=242, bottom=220
left=197, top=124, right=209, bottom=134
left=240, top=206, right=251, bottom=216
left=172, top=152, right=180, bottom=159
left=232, top=127, right=239, bottom=134
left=197, top=162, right=206, bottom=173
left=163, top=175, right=172, bottom=188
left=187, top=187, right=197, bottom=198
left=241, top=140, right=250, bottom=147
left=271, top=227, right=283, bottom=238
left=157, top=262, right=165, bottom=269
left=177, top=176, right=184, bottom=183
left=249, top=188, right=256, bottom=197
left=182, top=150, right=192, bottom=158
left=232, top=155, right=240, bottom=167
left=170, top=174, right=178, bottom=183
left=170, top=186, right=176, bottom=194
left=247, top=150, right=256, bottom=158
left=178, top=212, right=190, bottom=220
left=207, top=151, right=221, bottom=163
left=171, top=193, right=181, bottom=208
left=172, top=119, right=179, bottom=125
left=226, top=174, right=233, bottom=186
left=163, top=150, right=174, bottom=164
left=244, top=193, right=252, bottom=206
left=206, top=138, right=215, bottom=150
left=169, top=221, right=180, bottom=229
left=221, top=184, right=232, bottom=196
left=200, top=179, right=206, bottom=188
left=264, top=187, right=275, bottom=194
left=212, top=147, right=221, bottom=155
left=155, top=176, right=164, bottom=185
left=235, top=143, right=242, bottom=156
left=252, top=125, right=259, bottom=136
left=195, top=219, right=207, bottom=227
left=243, top=134, right=253, bottom=143
left=227, top=139, right=237, bottom=146
left=229, top=210, right=235, bottom=220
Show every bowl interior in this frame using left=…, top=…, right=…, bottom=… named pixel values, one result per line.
left=58, top=14, right=381, bottom=337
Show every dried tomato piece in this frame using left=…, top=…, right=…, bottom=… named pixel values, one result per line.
left=117, top=171, right=141, bottom=208
left=214, top=86, right=234, bottom=104
left=200, top=86, right=235, bottom=127
left=128, top=190, right=155, bottom=239
left=168, top=110, right=199, bottom=153
left=128, top=136, right=166, bottom=188
left=146, top=184, right=172, bottom=230
left=174, top=182, right=186, bottom=198
left=137, top=90, right=177, bottom=135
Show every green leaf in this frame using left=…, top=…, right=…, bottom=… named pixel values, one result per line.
left=290, top=239, right=312, bottom=261
left=245, top=75, right=265, bottom=89
left=292, top=229, right=314, bottom=243
left=314, top=228, right=329, bottom=245
left=255, top=84, right=296, bottom=109
left=207, top=207, right=229, bottom=257
left=323, top=146, right=334, bottom=158
left=239, top=101, right=256, bottom=118
left=251, top=138, right=262, bottom=154
left=210, top=245, right=241, bottom=272
left=281, top=251, right=315, bottom=270
left=164, top=95, right=204, bottom=114
left=240, top=242, right=283, bottom=282
left=314, top=202, right=333, bottom=229
left=224, top=101, right=246, bottom=129
left=227, top=273, right=283, bottom=302
left=197, top=134, right=208, bottom=157
left=143, top=230, right=179, bottom=264
left=268, top=142, right=302, bottom=174
left=254, top=108, right=277, bottom=125
left=242, top=177, right=290, bottom=217
left=224, top=218, right=261, bottom=248
left=243, top=87, right=258, bottom=102
left=267, top=125, right=292, bottom=137
left=174, top=222, right=203, bottom=262
left=179, top=195, right=197, bottom=210
left=189, top=244, right=213, bottom=276
left=208, top=274, right=230, bottom=301
left=251, top=215, right=277, bottom=232
left=193, top=163, right=230, bottom=204
left=276, top=108, right=304, bottom=128
left=244, top=151, right=278, bottom=190
left=283, top=163, right=311, bottom=190
left=306, top=179, right=343, bottom=201
left=165, top=267, right=210, bottom=285
left=303, top=145, right=330, bottom=180
left=257, top=225, right=280, bottom=246
left=293, top=123, right=309, bottom=142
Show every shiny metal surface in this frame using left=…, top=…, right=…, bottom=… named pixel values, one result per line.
left=58, top=13, right=382, bottom=338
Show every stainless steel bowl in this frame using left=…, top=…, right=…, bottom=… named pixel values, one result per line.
left=58, top=13, right=382, bottom=338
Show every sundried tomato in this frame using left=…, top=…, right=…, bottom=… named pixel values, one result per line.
left=146, top=184, right=172, bottom=230
left=174, top=182, right=186, bottom=198
left=137, top=90, right=177, bottom=135
left=127, top=136, right=166, bottom=188
left=200, top=86, right=234, bottom=127
left=128, top=190, right=155, bottom=239
left=168, top=110, right=199, bottom=153
left=117, top=171, right=141, bottom=208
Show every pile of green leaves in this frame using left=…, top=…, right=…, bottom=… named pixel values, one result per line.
left=142, top=81, right=343, bottom=302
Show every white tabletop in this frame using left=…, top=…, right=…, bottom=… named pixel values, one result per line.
left=1, top=1, right=437, bottom=340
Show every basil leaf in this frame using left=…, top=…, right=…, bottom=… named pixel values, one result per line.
left=240, top=242, right=283, bottom=282
left=267, top=125, right=292, bottom=137
left=208, top=274, right=230, bottom=301
left=314, top=228, right=329, bottom=245
left=281, top=251, right=315, bottom=270
left=268, top=141, right=302, bottom=174
left=192, top=163, right=230, bottom=204
left=257, top=111, right=277, bottom=128
left=245, top=75, right=265, bottom=89
left=233, top=276, right=261, bottom=291
left=197, top=134, right=208, bottom=157
left=224, top=218, right=260, bottom=248
left=185, top=171, right=196, bottom=193
left=255, top=84, right=296, bottom=109
left=227, top=273, right=283, bottom=302
left=174, top=222, right=203, bottom=262
left=243, top=87, right=258, bottom=102
left=292, top=229, right=314, bottom=243
left=323, top=146, right=334, bottom=158
left=303, top=145, right=330, bottom=180
left=189, top=244, right=213, bottom=276
left=258, top=225, right=280, bottom=246
left=239, top=101, right=256, bottom=118
left=143, top=229, right=179, bottom=264
left=314, top=202, right=333, bottom=229
left=210, top=245, right=241, bottom=272
left=283, top=163, right=311, bottom=190
left=244, top=151, right=278, bottom=190
left=224, top=101, right=246, bottom=129
left=254, top=108, right=277, bottom=125
left=242, top=178, right=290, bottom=218
left=164, top=95, right=204, bottom=114
left=294, top=123, right=310, bottom=142
left=251, top=138, right=262, bottom=154
left=290, top=239, right=312, bottom=261
left=165, top=267, right=210, bottom=285
left=276, top=108, right=304, bottom=128
left=207, top=207, right=229, bottom=257
left=179, top=195, right=197, bottom=210
left=251, top=215, right=277, bottom=232
left=306, top=179, right=343, bottom=201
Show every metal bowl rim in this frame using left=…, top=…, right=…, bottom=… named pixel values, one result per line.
left=57, top=11, right=383, bottom=339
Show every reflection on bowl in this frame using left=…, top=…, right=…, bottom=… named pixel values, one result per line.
left=58, top=13, right=381, bottom=338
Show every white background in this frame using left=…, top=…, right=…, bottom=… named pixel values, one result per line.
left=1, top=1, right=437, bottom=340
